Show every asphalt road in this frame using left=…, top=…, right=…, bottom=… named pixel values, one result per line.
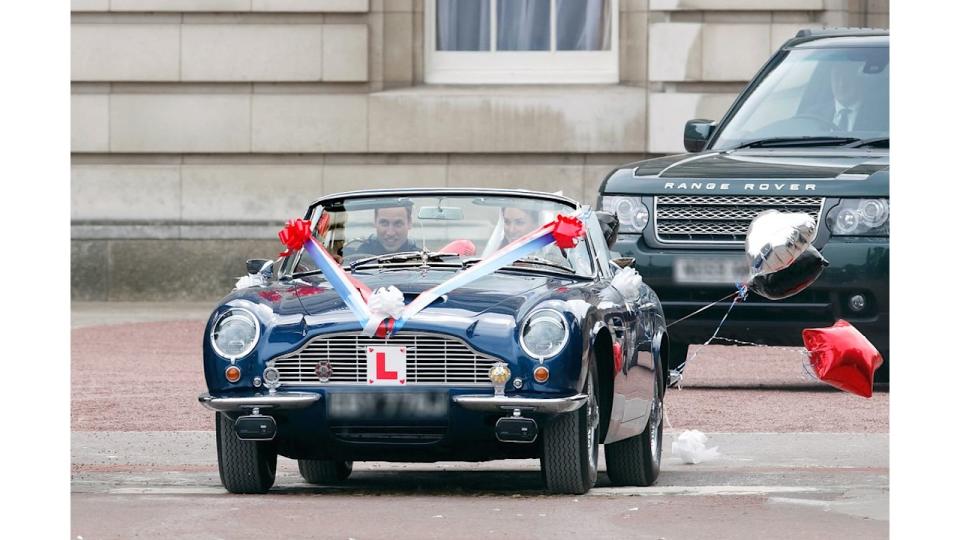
left=71, top=302, right=889, bottom=539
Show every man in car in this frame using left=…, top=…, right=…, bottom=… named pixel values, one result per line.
left=343, top=204, right=420, bottom=257
left=829, top=62, right=866, bottom=131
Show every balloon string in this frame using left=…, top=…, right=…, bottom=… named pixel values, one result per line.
left=666, top=290, right=740, bottom=329
left=675, top=293, right=743, bottom=380
left=684, top=336, right=815, bottom=382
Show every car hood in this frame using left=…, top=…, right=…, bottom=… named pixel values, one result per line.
left=604, top=148, right=888, bottom=197
left=291, top=268, right=579, bottom=321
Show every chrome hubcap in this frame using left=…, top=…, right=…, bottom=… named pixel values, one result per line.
left=649, top=378, right=663, bottom=465
left=586, top=376, right=599, bottom=470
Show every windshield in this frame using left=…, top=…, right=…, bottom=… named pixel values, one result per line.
left=712, top=46, right=889, bottom=149
left=289, top=194, right=594, bottom=277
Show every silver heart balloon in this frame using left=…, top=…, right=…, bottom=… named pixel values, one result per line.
left=745, top=210, right=816, bottom=276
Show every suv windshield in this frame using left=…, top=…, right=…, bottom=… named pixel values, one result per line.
left=290, top=194, right=594, bottom=277
left=711, top=45, right=889, bottom=150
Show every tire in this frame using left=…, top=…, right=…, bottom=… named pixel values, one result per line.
left=604, top=354, right=664, bottom=487
left=667, top=342, right=689, bottom=372
left=298, top=459, right=353, bottom=484
left=215, top=412, right=277, bottom=494
left=540, top=360, right=600, bottom=495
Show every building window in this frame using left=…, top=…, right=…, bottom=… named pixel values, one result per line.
left=425, top=0, right=619, bottom=84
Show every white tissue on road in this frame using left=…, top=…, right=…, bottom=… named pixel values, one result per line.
left=671, top=430, right=720, bottom=464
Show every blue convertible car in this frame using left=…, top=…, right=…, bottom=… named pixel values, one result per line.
left=199, top=188, right=669, bottom=494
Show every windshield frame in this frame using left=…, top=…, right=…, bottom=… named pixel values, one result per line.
left=706, top=41, right=889, bottom=152
left=278, top=189, right=596, bottom=280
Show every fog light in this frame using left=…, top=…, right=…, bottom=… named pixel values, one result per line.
left=263, top=366, right=281, bottom=393
left=224, top=365, right=242, bottom=383
left=849, top=294, right=866, bottom=312
left=533, top=365, right=550, bottom=383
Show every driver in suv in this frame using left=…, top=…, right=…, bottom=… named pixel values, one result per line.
left=599, top=28, right=889, bottom=380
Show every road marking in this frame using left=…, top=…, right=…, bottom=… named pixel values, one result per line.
left=588, top=485, right=822, bottom=497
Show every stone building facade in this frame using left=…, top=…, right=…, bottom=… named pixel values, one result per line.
left=70, top=0, right=888, bottom=300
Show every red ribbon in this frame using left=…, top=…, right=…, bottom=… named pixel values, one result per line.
left=551, top=214, right=586, bottom=249
left=278, top=218, right=312, bottom=257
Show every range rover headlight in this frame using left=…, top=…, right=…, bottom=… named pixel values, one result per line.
left=520, top=309, right=569, bottom=359
left=826, top=199, right=889, bottom=236
left=602, top=196, right=649, bottom=233
left=211, top=308, right=260, bottom=360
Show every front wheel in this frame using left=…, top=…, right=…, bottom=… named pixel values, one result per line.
left=604, top=356, right=664, bottom=486
left=540, top=361, right=600, bottom=494
left=215, top=412, right=277, bottom=494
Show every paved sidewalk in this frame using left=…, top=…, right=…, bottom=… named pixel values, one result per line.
left=71, top=301, right=214, bottom=328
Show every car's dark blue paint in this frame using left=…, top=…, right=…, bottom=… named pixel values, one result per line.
left=202, top=190, right=668, bottom=463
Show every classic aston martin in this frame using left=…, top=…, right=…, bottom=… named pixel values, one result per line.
left=199, top=188, right=670, bottom=494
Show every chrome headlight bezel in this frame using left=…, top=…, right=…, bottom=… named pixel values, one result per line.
left=602, top=196, right=649, bottom=233
left=520, top=308, right=570, bottom=360
left=210, top=308, right=261, bottom=361
left=826, top=198, right=890, bottom=236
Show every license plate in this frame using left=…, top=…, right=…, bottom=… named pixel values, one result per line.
left=365, top=345, right=407, bottom=386
left=673, top=257, right=750, bottom=285
left=327, top=392, right=449, bottom=420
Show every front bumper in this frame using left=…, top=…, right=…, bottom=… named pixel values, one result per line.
left=199, top=387, right=578, bottom=460
left=453, top=393, right=587, bottom=413
left=198, top=391, right=321, bottom=412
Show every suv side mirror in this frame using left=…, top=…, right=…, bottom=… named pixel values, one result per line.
left=595, top=211, right=620, bottom=249
left=246, top=258, right=272, bottom=276
left=684, top=119, right=717, bottom=153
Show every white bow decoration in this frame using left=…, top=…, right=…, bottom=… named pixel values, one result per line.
left=362, top=286, right=405, bottom=336
left=234, top=273, right=266, bottom=290
left=611, top=266, right=643, bottom=302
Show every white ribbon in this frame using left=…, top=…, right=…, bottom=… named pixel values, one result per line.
left=361, top=286, right=405, bottom=336
left=610, top=266, right=643, bottom=302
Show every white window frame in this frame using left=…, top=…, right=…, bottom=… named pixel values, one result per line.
left=424, top=0, right=619, bottom=84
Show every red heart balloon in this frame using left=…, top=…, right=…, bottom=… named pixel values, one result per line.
left=802, top=320, right=884, bottom=398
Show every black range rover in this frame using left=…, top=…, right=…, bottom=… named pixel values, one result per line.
left=599, top=28, right=889, bottom=379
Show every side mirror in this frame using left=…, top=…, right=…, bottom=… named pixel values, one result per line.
left=611, top=257, right=636, bottom=270
left=246, top=258, right=272, bottom=276
left=595, top=211, right=620, bottom=249
left=684, top=119, right=717, bottom=153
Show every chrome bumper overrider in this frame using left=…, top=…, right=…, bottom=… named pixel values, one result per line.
left=198, top=392, right=321, bottom=412
left=453, top=394, right=587, bottom=413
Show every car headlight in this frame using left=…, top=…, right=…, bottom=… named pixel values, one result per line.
left=826, top=199, right=889, bottom=236
left=602, top=196, right=649, bottom=233
left=520, top=309, right=569, bottom=359
left=210, top=308, right=260, bottom=360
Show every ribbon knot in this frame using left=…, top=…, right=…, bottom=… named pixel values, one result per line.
left=552, top=214, right=585, bottom=249
left=362, top=286, right=405, bottom=337
left=278, top=218, right=312, bottom=257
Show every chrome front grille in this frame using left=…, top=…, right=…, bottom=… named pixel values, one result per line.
left=654, top=195, right=824, bottom=244
left=270, top=333, right=497, bottom=386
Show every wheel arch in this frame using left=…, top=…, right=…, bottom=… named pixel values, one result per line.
left=590, top=325, right=615, bottom=443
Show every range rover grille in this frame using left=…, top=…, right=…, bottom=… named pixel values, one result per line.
left=270, top=333, right=497, bottom=386
left=654, top=195, right=824, bottom=243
